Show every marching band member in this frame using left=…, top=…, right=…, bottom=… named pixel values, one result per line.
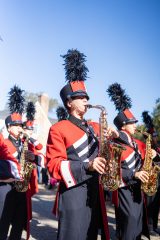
left=23, top=101, right=45, bottom=169
left=0, top=86, right=41, bottom=240
left=23, top=101, right=46, bottom=185
left=142, top=111, right=160, bottom=235
left=46, top=49, right=118, bottom=240
left=107, top=83, right=154, bottom=240
left=0, top=85, right=28, bottom=240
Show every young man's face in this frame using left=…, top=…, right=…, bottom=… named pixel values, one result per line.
left=122, top=122, right=137, bottom=135
left=67, top=96, right=88, bottom=116
left=8, top=124, right=23, bottom=138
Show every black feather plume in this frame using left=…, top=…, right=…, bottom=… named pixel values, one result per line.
left=56, top=106, right=68, bottom=121
left=26, top=102, right=36, bottom=121
left=61, top=49, right=89, bottom=82
left=142, top=111, right=154, bottom=129
left=107, top=82, right=132, bottom=111
left=8, top=85, right=25, bottom=114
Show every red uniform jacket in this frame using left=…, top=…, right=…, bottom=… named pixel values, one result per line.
left=0, top=133, right=21, bottom=180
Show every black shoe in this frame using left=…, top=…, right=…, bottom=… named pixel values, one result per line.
left=153, top=228, right=160, bottom=235
left=149, top=229, right=159, bottom=236
left=48, top=184, right=53, bottom=190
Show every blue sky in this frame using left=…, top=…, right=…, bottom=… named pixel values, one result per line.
left=0, top=0, right=159, bottom=124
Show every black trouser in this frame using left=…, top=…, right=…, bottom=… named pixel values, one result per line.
left=0, top=183, right=12, bottom=218
left=0, top=188, right=27, bottom=240
left=146, top=183, right=160, bottom=229
left=118, top=186, right=143, bottom=240
left=41, top=168, right=48, bottom=185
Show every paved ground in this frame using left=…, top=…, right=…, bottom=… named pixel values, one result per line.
left=21, top=184, right=160, bottom=240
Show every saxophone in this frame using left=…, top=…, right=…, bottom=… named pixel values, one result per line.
left=15, top=133, right=35, bottom=192
left=141, top=132, right=160, bottom=196
left=87, top=104, right=123, bottom=191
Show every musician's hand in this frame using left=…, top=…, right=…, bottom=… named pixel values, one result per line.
left=105, top=126, right=119, bottom=138
left=88, top=157, right=106, bottom=174
left=151, top=149, right=157, bottom=159
left=25, top=150, right=35, bottom=162
left=134, top=170, right=149, bottom=183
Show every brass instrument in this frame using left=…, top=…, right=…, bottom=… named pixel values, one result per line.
left=139, top=131, right=160, bottom=196
left=15, top=133, right=35, bottom=192
left=87, top=104, right=123, bottom=191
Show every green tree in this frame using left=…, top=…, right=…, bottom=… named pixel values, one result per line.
left=134, top=124, right=146, bottom=142
left=24, top=92, right=39, bottom=104
left=152, top=98, right=160, bottom=141
left=24, top=91, right=59, bottom=113
left=48, top=98, right=59, bottom=112
left=134, top=98, right=160, bottom=142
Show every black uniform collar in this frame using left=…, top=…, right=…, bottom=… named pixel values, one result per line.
left=118, top=130, right=138, bottom=151
left=68, top=114, right=86, bottom=128
left=8, top=134, right=21, bottom=148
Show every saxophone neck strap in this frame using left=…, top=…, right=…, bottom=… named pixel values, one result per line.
left=116, top=135, right=138, bottom=152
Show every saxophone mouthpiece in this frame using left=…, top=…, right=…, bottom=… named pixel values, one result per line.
left=86, top=104, right=93, bottom=109
left=86, top=104, right=106, bottom=112
left=19, top=131, right=29, bottom=139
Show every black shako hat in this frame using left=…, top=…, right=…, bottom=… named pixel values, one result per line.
left=60, top=49, right=89, bottom=106
left=107, top=82, right=138, bottom=129
left=142, top=111, right=158, bottom=137
left=5, top=85, right=25, bottom=128
left=23, top=102, right=36, bottom=130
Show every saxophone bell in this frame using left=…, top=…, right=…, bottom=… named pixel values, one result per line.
left=141, top=132, right=160, bottom=196
left=15, top=132, right=35, bottom=192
